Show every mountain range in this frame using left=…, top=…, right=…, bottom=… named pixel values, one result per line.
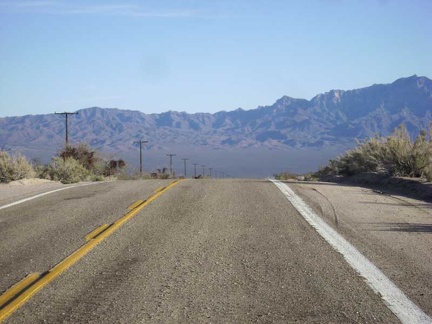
left=1, top=75, right=431, bottom=177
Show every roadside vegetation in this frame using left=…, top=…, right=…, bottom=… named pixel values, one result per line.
left=275, top=124, right=432, bottom=182
left=0, top=151, right=36, bottom=183
left=0, top=143, right=126, bottom=184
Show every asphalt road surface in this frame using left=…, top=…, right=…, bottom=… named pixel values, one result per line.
left=0, top=179, right=431, bottom=323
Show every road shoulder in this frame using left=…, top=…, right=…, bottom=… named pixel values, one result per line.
left=285, top=180, right=432, bottom=318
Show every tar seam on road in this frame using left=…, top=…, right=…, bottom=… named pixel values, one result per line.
left=270, top=179, right=432, bottom=324
left=0, top=180, right=183, bottom=322
left=311, top=187, right=339, bottom=225
left=0, top=182, right=99, bottom=211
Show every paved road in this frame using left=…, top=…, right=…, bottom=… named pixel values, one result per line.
left=0, top=179, right=430, bottom=323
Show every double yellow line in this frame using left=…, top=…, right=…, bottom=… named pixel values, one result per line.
left=0, top=180, right=182, bottom=322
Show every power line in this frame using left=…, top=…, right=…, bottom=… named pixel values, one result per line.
left=166, top=154, right=176, bottom=177
left=181, top=158, right=189, bottom=178
left=193, top=163, right=198, bottom=178
left=133, top=140, right=148, bottom=176
left=55, top=111, right=78, bottom=146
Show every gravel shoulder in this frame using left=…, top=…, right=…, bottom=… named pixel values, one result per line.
left=286, top=180, right=432, bottom=318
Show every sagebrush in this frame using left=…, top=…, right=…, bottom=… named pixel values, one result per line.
left=48, top=157, right=90, bottom=184
left=0, top=151, right=36, bottom=183
left=1, top=143, right=126, bottom=184
left=316, top=125, right=432, bottom=181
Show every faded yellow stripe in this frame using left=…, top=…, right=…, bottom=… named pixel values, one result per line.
left=84, top=224, right=110, bottom=241
left=153, top=187, right=164, bottom=193
left=127, top=200, right=144, bottom=211
left=0, top=273, right=40, bottom=307
left=0, top=179, right=184, bottom=322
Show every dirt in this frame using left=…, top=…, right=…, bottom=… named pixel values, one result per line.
left=5, top=178, right=57, bottom=186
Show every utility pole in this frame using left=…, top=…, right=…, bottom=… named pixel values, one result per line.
left=133, top=140, right=148, bottom=176
left=55, top=111, right=78, bottom=146
left=201, top=165, right=206, bottom=177
left=214, top=170, right=218, bottom=179
left=193, top=163, right=198, bottom=178
left=181, top=158, right=189, bottom=178
left=209, top=168, right=212, bottom=178
left=166, top=154, right=176, bottom=177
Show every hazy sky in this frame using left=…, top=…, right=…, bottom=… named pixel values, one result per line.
left=1, top=0, right=431, bottom=117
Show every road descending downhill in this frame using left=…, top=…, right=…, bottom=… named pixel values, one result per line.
left=0, top=179, right=430, bottom=323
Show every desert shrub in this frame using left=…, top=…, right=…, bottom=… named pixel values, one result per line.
left=116, top=171, right=136, bottom=180
left=316, top=124, right=432, bottom=180
left=0, top=151, right=36, bottom=183
left=424, top=166, right=432, bottom=182
left=149, top=167, right=173, bottom=179
left=158, top=173, right=171, bottom=179
left=89, top=173, right=105, bottom=181
left=421, top=126, right=432, bottom=181
left=36, top=164, right=53, bottom=180
left=49, top=157, right=89, bottom=184
left=101, top=159, right=126, bottom=176
left=336, top=136, right=389, bottom=176
left=411, top=130, right=430, bottom=177
left=303, top=172, right=318, bottom=181
left=59, top=143, right=96, bottom=170
left=55, top=144, right=126, bottom=181
left=274, top=171, right=298, bottom=180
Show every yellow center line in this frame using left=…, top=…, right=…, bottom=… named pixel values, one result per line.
left=0, top=180, right=183, bottom=322
left=0, top=273, right=40, bottom=308
left=84, top=224, right=111, bottom=241
left=153, top=186, right=164, bottom=193
left=127, top=200, right=144, bottom=211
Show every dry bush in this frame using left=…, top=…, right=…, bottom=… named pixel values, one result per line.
left=0, top=151, right=36, bottom=183
left=54, top=144, right=126, bottom=181
left=273, top=171, right=299, bottom=181
left=59, top=143, right=97, bottom=170
left=48, top=157, right=89, bottom=184
left=316, top=124, right=432, bottom=180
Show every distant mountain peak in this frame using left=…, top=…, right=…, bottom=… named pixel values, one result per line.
left=272, top=95, right=306, bottom=108
left=1, top=75, right=431, bottom=158
left=391, top=74, right=422, bottom=86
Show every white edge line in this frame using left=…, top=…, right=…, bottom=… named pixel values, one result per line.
left=270, top=179, right=432, bottom=324
left=0, top=182, right=99, bottom=211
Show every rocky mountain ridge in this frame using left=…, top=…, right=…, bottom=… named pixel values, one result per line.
left=1, top=75, right=431, bottom=162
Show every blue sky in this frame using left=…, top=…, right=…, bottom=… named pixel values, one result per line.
left=0, top=0, right=431, bottom=117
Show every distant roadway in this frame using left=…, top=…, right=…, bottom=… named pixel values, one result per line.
left=0, top=179, right=431, bottom=323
